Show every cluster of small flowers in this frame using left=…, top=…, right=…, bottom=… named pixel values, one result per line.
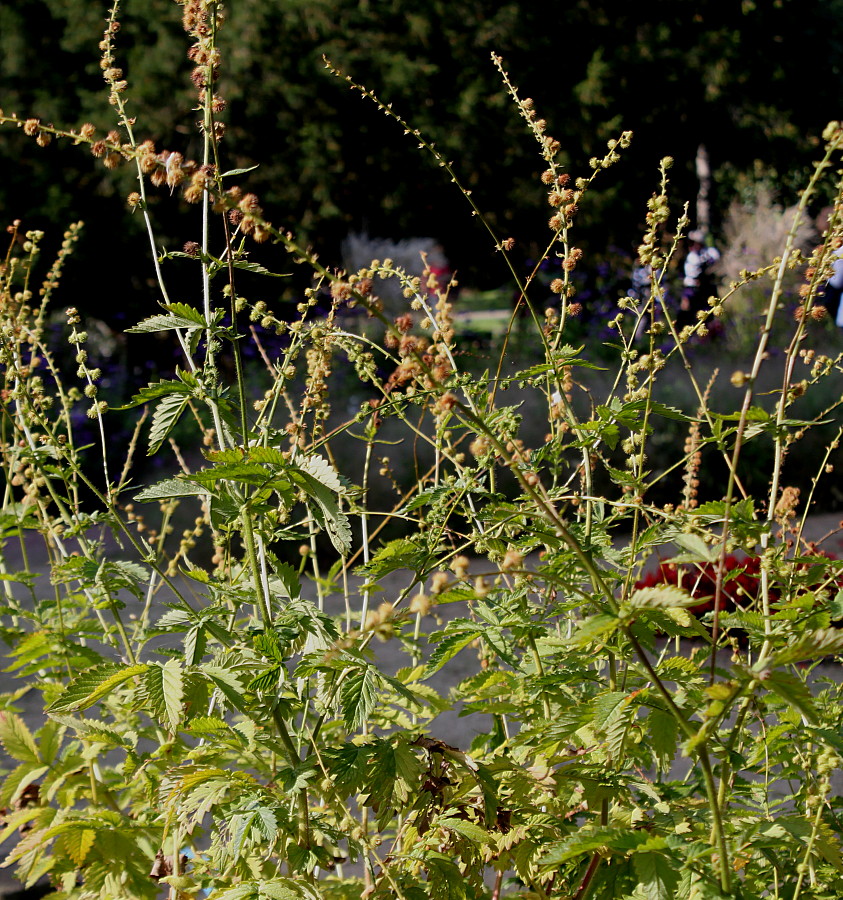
left=793, top=303, right=828, bottom=323
left=773, top=485, right=801, bottom=523
left=517, top=95, right=560, bottom=161
left=681, top=419, right=702, bottom=510
left=4, top=2, right=281, bottom=247
left=40, top=223, right=83, bottom=308
left=544, top=173, right=580, bottom=235
left=65, top=307, right=106, bottom=420
left=167, top=516, right=207, bottom=577
left=798, top=347, right=837, bottom=381
left=97, top=13, right=128, bottom=110
left=300, top=322, right=335, bottom=431
left=219, top=186, right=272, bottom=242
left=183, top=0, right=227, bottom=138
left=588, top=133, right=634, bottom=173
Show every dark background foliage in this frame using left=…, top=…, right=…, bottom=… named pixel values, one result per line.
left=2, top=0, right=843, bottom=326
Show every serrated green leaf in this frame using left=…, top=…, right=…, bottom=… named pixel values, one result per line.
left=186, top=715, right=228, bottom=733
left=670, top=533, right=719, bottom=562
left=424, top=630, right=480, bottom=678
left=627, top=585, right=698, bottom=609
left=541, top=827, right=657, bottom=867
left=604, top=464, right=642, bottom=486
left=324, top=743, right=371, bottom=796
left=592, top=691, right=630, bottom=730
left=185, top=623, right=207, bottom=666
left=648, top=708, right=678, bottom=772
left=646, top=402, right=693, bottom=422
left=293, top=469, right=352, bottom=556
left=425, top=853, right=467, bottom=900
left=115, top=379, right=192, bottom=410
left=764, top=627, right=843, bottom=667
left=269, top=560, right=300, bottom=600
left=244, top=446, right=286, bottom=465
left=155, top=607, right=194, bottom=630
left=204, top=665, right=248, bottom=712
left=159, top=659, right=184, bottom=732
left=213, top=886, right=257, bottom=900
left=259, top=881, right=306, bottom=900
left=439, top=817, right=492, bottom=845
left=190, top=461, right=278, bottom=488
left=134, top=478, right=207, bottom=502
left=232, top=260, right=289, bottom=277
left=248, top=666, right=282, bottom=694
left=55, top=824, right=96, bottom=866
left=341, top=664, right=379, bottom=731
left=569, top=612, right=620, bottom=648
left=164, top=302, right=206, bottom=325
left=359, top=538, right=431, bottom=580
left=633, top=851, right=680, bottom=900
left=148, top=393, right=190, bottom=455
left=206, top=447, right=245, bottom=464
left=762, top=670, right=818, bottom=723
left=48, top=664, right=148, bottom=713
left=296, top=454, right=343, bottom=493
left=404, top=485, right=451, bottom=512
left=48, top=714, right=132, bottom=748
left=126, top=313, right=204, bottom=333
left=0, top=713, right=39, bottom=764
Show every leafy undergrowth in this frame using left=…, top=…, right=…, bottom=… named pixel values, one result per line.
left=2, top=5, right=843, bottom=900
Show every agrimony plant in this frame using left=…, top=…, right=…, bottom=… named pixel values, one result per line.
left=2, top=5, right=843, bottom=900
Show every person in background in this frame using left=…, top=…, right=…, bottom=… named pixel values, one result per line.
left=822, top=247, right=843, bottom=327
left=680, top=229, right=720, bottom=328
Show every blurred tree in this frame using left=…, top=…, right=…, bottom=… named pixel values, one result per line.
left=1, top=0, right=841, bottom=323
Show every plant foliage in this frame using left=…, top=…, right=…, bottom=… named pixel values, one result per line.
left=2, top=4, right=843, bottom=899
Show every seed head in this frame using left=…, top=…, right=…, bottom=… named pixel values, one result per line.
left=183, top=183, right=204, bottom=204
left=501, top=549, right=524, bottom=571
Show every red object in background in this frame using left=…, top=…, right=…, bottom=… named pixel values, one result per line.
left=635, top=552, right=841, bottom=617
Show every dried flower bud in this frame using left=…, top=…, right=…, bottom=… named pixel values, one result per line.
left=451, top=556, right=470, bottom=579
left=409, top=592, right=432, bottom=616
left=430, top=572, right=449, bottom=594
